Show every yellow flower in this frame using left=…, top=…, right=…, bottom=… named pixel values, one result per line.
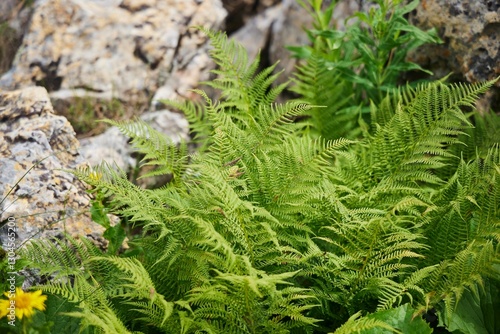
left=89, top=171, right=102, bottom=182
left=0, top=288, right=47, bottom=320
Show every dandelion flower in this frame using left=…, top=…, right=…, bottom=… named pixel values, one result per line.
left=0, top=288, right=47, bottom=320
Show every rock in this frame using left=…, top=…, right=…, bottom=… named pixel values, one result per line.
left=0, top=87, right=106, bottom=247
left=409, top=0, right=500, bottom=85
left=0, top=0, right=227, bottom=106
left=229, top=0, right=312, bottom=89
left=140, top=109, right=190, bottom=143
left=221, top=0, right=280, bottom=33
left=79, top=109, right=190, bottom=182
left=231, top=3, right=285, bottom=63
left=0, top=0, right=18, bottom=23
left=268, top=0, right=314, bottom=86
left=79, top=127, right=134, bottom=172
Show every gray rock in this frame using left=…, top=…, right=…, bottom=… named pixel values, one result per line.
left=141, top=109, right=190, bottom=143
left=231, top=3, right=284, bottom=62
left=79, top=109, right=190, bottom=173
left=79, top=127, right=134, bottom=172
left=0, top=87, right=106, bottom=248
left=0, top=0, right=227, bottom=105
left=268, top=0, right=314, bottom=86
left=409, top=0, right=500, bottom=85
left=405, top=0, right=500, bottom=111
left=0, top=0, right=17, bottom=23
left=229, top=0, right=312, bottom=88
left=221, top=0, right=280, bottom=32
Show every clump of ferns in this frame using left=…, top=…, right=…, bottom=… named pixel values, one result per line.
left=16, top=26, right=500, bottom=334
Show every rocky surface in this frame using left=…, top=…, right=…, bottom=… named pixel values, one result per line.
left=0, top=0, right=227, bottom=105
left=230, top=0, right=313, bottom=88
left=3, top=0, right=499, bottom=108
left=409, top=0, right=500, bottom=85
left=221, top=0, right=280, bottom=33
left=0, top=87, right=105, bottom=247
left=79, top=109, right=190, bottom=174
left=268, top=0, right=314, bottom=86
left=231, top=3, right=285, bottom=64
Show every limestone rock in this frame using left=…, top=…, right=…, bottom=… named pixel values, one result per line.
left=79, top=109, right=190, bottom=175
left=0, top=0, right=227, bottom=105
left=231, top=4, right=285, bottom=63
left=229, top=0, right=312, bottom=88
left=268, top=0, right=314, bottom=86
left=79, top=127, right=134, bottom=172
left=409, top=0, right=500, bottom=84
left=0, top=87, right=105, bottom=247
left=221, top=0, right=280, bottom=33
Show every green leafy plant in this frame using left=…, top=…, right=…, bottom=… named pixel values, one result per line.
left=56, top=96, right=128, bottom=137
left=0, top=22, right=22, bottom=75
left=16, top=26, right=500, bottom=334
left=291, top=0, right=441, bottom=140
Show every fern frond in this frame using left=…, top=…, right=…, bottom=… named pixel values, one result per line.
left=160, top=98, right=211, bottom=146
left=199, top=27, right=286, bottom=117
left=331, top=311, right=397, bottom=334
left=291, top=53, right=359, bottom=140
left=101, top=119, right=189, bottom=186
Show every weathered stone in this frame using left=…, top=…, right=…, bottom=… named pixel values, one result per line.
left=231, top=4, right=284, bottom=63
left=0, top=87, right=106, bottom=248
left=229, top=0, right=312, bottom=88
left=221, top=0, right=280, bottom=33
left=268, top=0, right=314, bottom=86
left=79, top=109, right=190, bottom=175
left=409, top=0, right=500, bottom=84
left=0, top=0, right=227, bottom=106
left=79, top=127, right=134, bottom=172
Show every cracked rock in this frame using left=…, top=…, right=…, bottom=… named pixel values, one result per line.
left=0, top=87, right=106, bottom=248
left=0, top=0, right=227, bottom=105
left=409, top=0, right=500, bottom=84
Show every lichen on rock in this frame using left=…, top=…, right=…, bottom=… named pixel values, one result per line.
left=0, top=0, right=227, bottom=104
left=0, top=86, right=106, bottom=247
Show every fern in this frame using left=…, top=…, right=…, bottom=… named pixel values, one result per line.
left=332, top=311, right=397, bottom=334
left=18, top=27, right=500, bottom=334
left=290, top=54, right=359, bottom=140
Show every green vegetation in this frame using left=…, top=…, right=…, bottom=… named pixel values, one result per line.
left=54, top=96, right=147, bottom=138
left=0, top=22, right=21, bottom=75
left=291, top=0, right=440, bottom=139
left=1, top=0, right=499, bottom=333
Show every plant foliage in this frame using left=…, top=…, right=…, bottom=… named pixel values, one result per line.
left=291, top=0, right=441, bottom=140
left=18, top=24, right=500, bottom=334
